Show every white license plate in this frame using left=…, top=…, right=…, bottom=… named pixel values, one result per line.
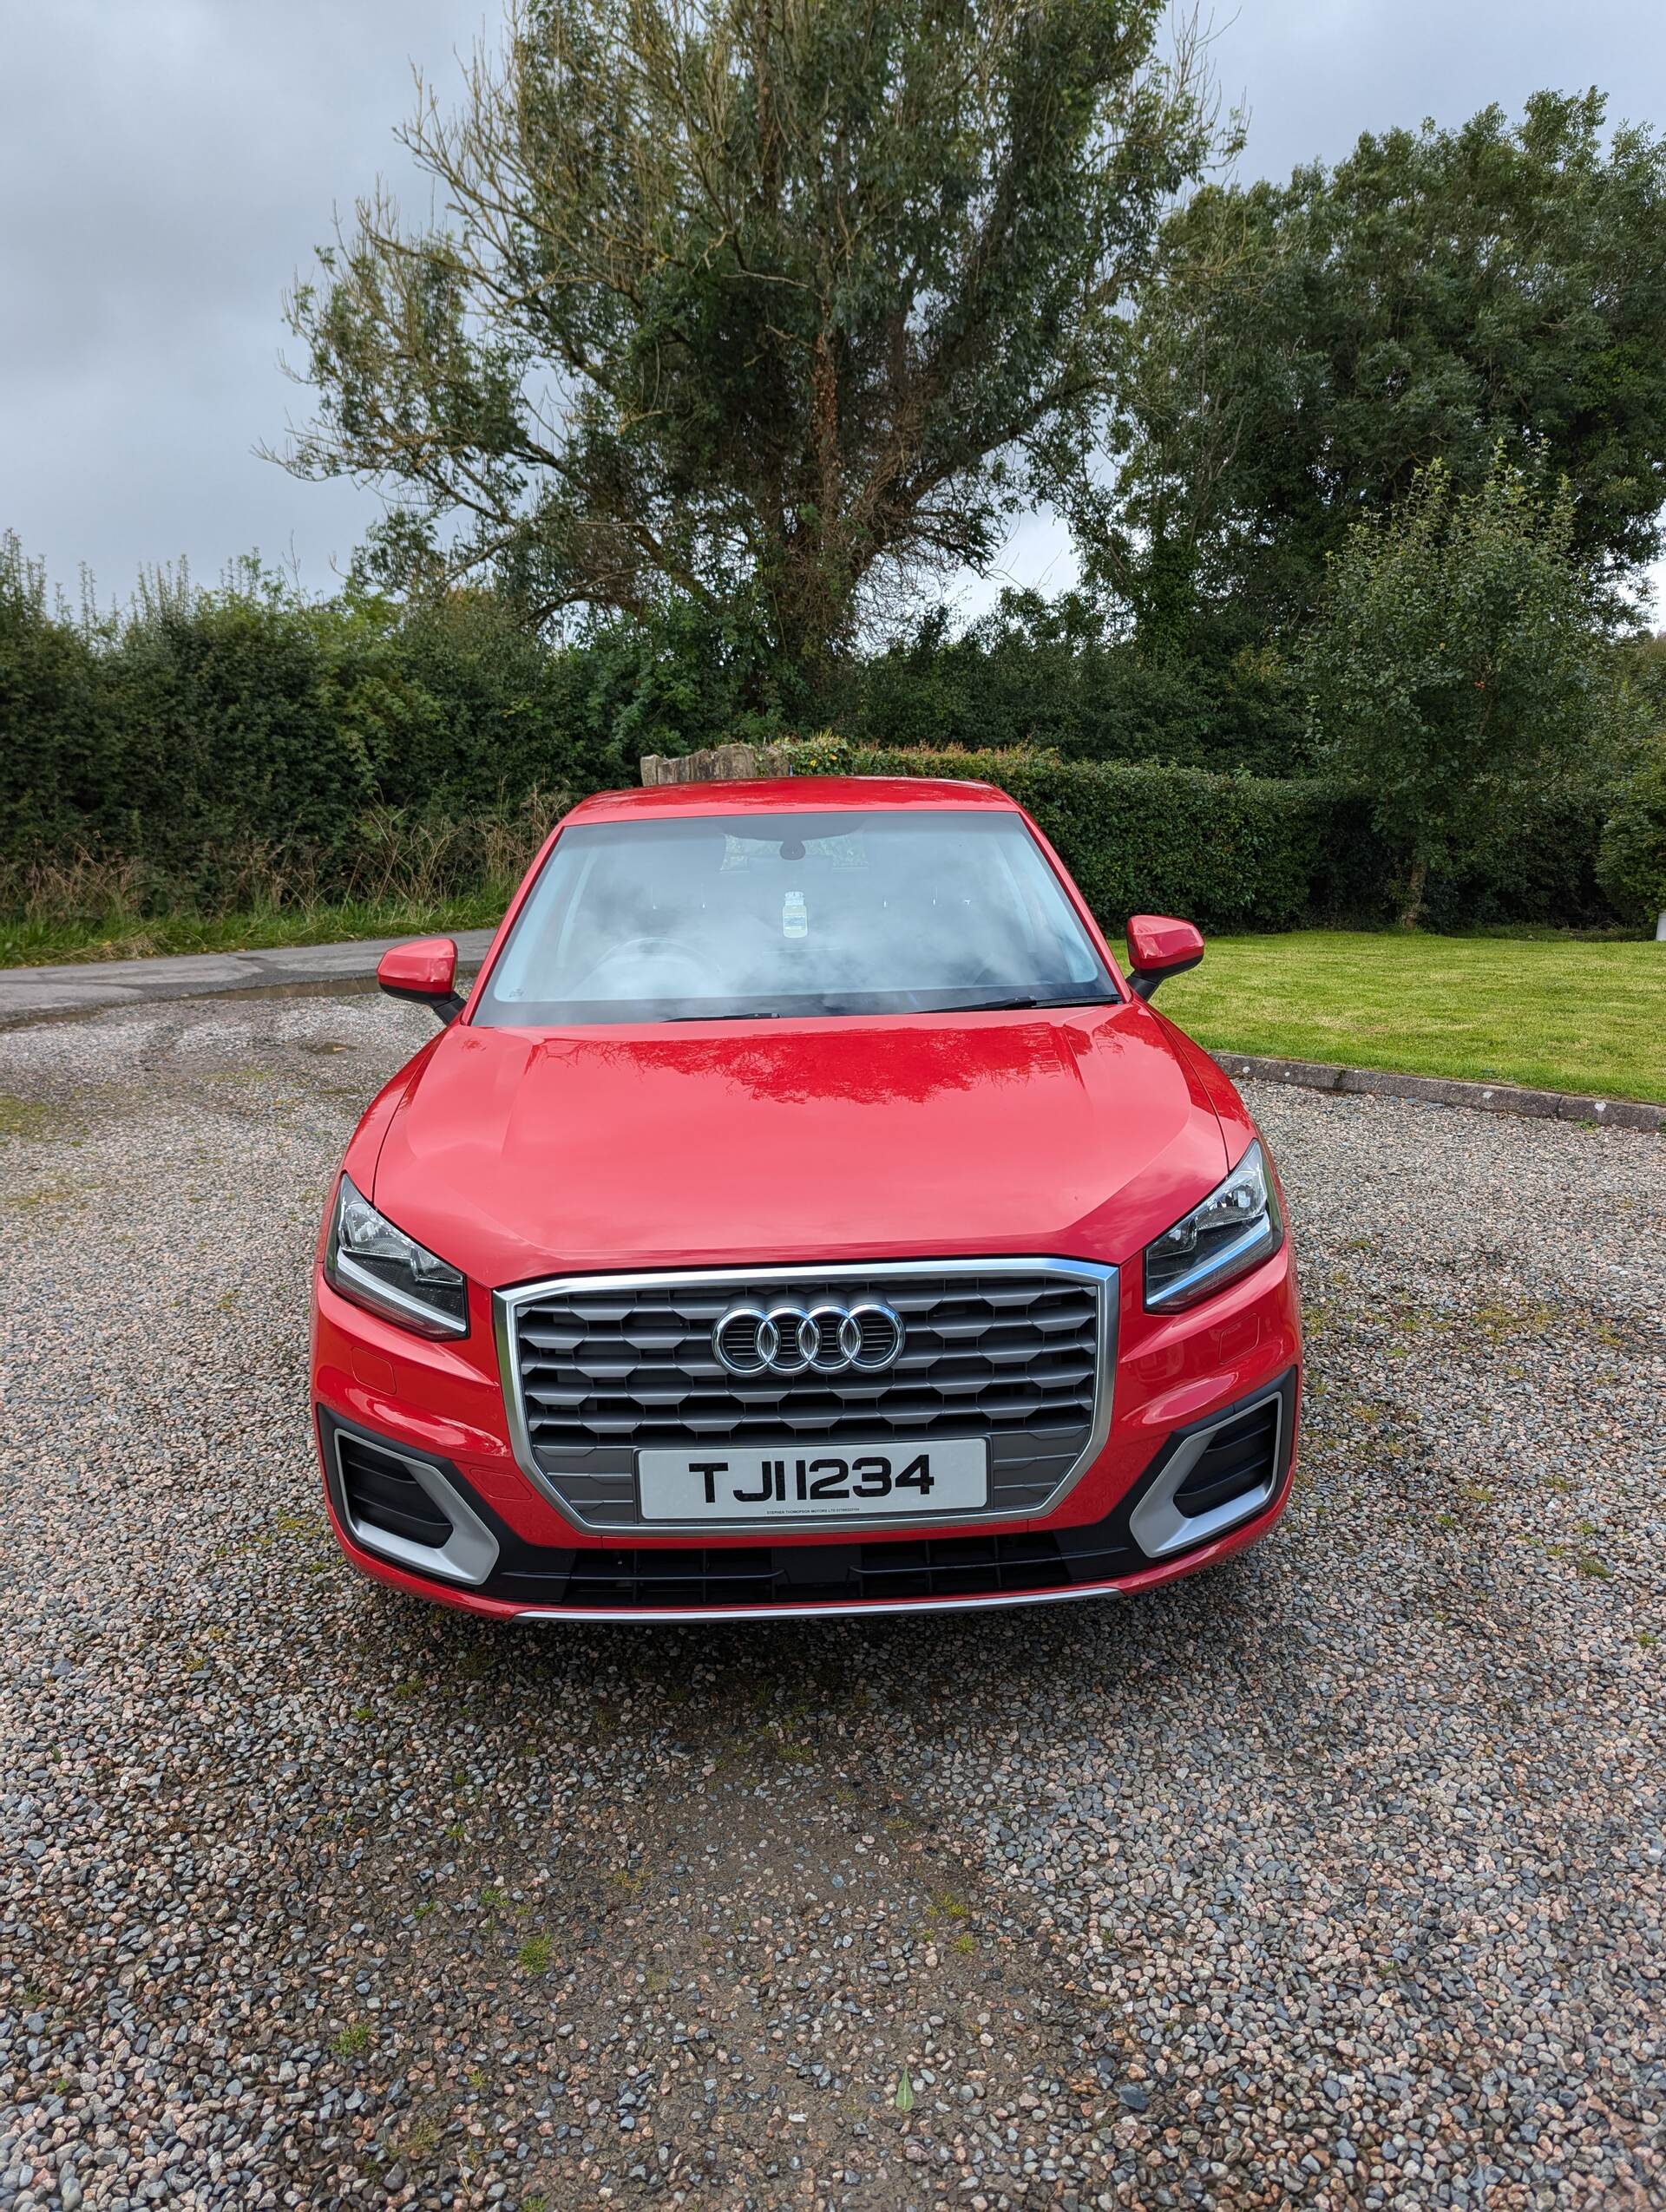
left=636, top=1439, right=988, bottom=1523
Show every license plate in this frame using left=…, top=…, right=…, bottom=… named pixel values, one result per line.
left=636, top=1439, right=988, bottom=1523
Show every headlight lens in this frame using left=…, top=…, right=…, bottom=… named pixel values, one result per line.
left=325, top=1174, right=469, bottom=1338
left=1144, top=1140, right=1283, bottom=1312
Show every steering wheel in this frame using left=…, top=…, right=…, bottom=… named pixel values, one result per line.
left=570, top=936, right=712, bottom=996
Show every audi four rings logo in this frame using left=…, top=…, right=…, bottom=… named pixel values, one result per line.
left=713, top=1299, right=906, bottom=1378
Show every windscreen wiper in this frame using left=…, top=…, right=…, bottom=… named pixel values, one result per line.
left=944, top=992, right=1116, bottom=1013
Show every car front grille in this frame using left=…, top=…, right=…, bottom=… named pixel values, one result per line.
left=497, top=1260, right=1115, bottom=1532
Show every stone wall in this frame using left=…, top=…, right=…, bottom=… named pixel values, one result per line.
left=639, top=743, right=792, bottom=785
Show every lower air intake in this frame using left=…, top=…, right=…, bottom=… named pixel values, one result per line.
left=1171, top=1397, right=1280, bottom=1517
left=338, top=1433, right=453, bottom=1549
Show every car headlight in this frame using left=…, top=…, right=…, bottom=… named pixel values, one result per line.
left=1144, top=1141, right=1283, bottom=1312
left=325, top=1174, right=469, bottom=1338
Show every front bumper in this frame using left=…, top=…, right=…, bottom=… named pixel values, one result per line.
left=316, top=1365, right=1299, bottom=1620
left=312, top=1234, right=1302, bottom=1621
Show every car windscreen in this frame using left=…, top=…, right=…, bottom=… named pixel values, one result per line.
left=471, top=808, right=1118, bottom=1026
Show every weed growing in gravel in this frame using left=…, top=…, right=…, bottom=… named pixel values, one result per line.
left=1471, top=1297, right=1558, bottom=1340
left=0, top=1094, right=54, bottom=1137
left=3, top=1181, right=86, bottom=1210
left=517, top=1934, right=554, bottom=1973
left=1576, top=1556, right=1612, bottom=1579
left=392, top=2117, right=442, bottom=2164
left=331, top=2023, right=372, bottom=2059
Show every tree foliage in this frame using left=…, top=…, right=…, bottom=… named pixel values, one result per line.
left=280, top=0, right=1223, bottom=668
left=1091, top=91, right=1666, bottom=650
left=1597, top=734, right=1666, bottom=926
left=829, top=590, right=1303, bottom=769
left=1296, top=452, right=1623, bottom=924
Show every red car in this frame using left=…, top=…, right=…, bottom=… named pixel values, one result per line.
left=312, top=777, right=1301, bottom=1620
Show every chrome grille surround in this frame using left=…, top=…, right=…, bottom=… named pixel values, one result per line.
left=495, top=1257, right=1118, bottom=1536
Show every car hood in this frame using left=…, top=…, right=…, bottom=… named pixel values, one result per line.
left=370, top=1005, right=1230, bottom=1287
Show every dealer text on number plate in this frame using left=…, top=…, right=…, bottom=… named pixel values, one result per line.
left=636, top=1438, right=988, bottom=1522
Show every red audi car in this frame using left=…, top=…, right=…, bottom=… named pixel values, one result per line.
left=312, top=777, right=1301, bottom=1620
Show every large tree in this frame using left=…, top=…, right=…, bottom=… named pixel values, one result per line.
left=1086, top=91, right=1666, bottom=652
left=279, top=0, right=1223, bottom=670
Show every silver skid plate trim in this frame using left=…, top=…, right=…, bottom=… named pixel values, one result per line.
left=511, top=1578, right=1127, bottom=1624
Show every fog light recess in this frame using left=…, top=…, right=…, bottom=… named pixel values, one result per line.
left=334, top=1430, right=499, bottom=1586
left=1128, top=1392, right=1285, bottom=1561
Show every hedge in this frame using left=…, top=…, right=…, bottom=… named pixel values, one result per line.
left=0, top=539, right=1617, bottom=931
left=827, top=603, right=1308, bottom=775
left=0, top=557, right=618, bottom=908
left=843, top=747, right=1392, bottom=931
left=843, top=743, right=1614, bottom=933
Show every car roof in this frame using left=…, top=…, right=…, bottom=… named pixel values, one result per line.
left=565, top=775, right=1018, bottom=824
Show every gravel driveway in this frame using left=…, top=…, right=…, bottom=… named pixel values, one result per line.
left=2, top=992, right=1661, bottom=2212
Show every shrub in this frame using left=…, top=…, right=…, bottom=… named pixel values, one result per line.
left=0, top=536, right=108, bottom=857
left=0, top=553, right=604, bottom=912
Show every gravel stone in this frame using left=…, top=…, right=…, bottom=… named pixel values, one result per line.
left=1, top=993, right=1661, bottom=2210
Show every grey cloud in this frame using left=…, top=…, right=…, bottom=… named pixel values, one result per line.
left=3, top=0, right=1661, bottom=612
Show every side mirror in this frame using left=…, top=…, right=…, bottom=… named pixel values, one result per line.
left=1125, top=913, right=1204, bottom=1002
left=377, top=937, right=464, bottom=1024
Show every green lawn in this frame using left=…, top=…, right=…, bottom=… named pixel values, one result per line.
left=1161, top=931, right=1666, bottom=1105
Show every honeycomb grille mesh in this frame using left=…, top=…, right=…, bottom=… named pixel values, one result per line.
left=505, top=1266, right=1108, bottom=1530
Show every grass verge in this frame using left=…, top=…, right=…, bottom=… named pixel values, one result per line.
left=1162, top=931, right=1665, bottom=1105
left=0, top=895, right=506, bottom=968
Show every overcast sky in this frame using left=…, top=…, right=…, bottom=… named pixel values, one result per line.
left=3, top=0, right=1663, bottom=623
